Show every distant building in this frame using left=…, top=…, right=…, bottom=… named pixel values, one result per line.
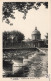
left=32, top=27, right=41, bottom=40
left=23, top=27, right=48, bottom=48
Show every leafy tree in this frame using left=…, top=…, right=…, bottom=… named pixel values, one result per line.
left=12, top=31, right=25, bottom=43
left=3, top=31, right=25, bottom=47
left=3, top=31, right=7, bottom=47
left=2, top=2, right=48, bottom=25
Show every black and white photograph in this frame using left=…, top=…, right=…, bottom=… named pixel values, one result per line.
left=2, top=1, right=49, bottom=79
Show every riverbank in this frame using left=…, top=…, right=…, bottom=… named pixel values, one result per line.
left=3, top=48, right=48, bottom=77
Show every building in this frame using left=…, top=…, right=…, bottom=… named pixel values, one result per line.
left=31, top=27, right=45, bottom=47
left=32, top=27, right=41, bottom=40
left=23, top=27, right=47, bottom=48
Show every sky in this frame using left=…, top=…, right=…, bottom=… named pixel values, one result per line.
left=2, top=4, right=49, bottom=39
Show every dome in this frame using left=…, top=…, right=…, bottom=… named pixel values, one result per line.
left=32, top=27, right=41, bottom=35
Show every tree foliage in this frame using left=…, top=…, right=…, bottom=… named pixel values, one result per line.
left=3, top=31, right=25, bottom=47
left=2, top=2, right=48, bottom=25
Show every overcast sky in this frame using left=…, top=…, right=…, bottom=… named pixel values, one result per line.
left=2, top=4, right=49, bottom=39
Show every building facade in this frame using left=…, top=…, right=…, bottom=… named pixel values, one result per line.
left=32, top=27, right=41, bottom=40
left=24, top=27, right=46, bottom=48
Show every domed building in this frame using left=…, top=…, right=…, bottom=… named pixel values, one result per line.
left=23, top=27, right=45, bottom=48
left=27, top=27, right=45, bottom=47
left=32, top=27, right=41, bottom=40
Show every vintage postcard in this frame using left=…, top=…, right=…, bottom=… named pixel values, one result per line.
left=0, top=0, right=51, bottom=81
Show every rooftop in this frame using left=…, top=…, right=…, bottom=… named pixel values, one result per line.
left=32, top=27, right=41, bottom=35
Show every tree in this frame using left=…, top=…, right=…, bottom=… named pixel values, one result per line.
left=2, top=2, right=48, bottom=25
left=3, top=31, right=7, bottom=47
left=3, top=31, right=25, bottom=47
left=13, top=31, right=25, bottom=43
